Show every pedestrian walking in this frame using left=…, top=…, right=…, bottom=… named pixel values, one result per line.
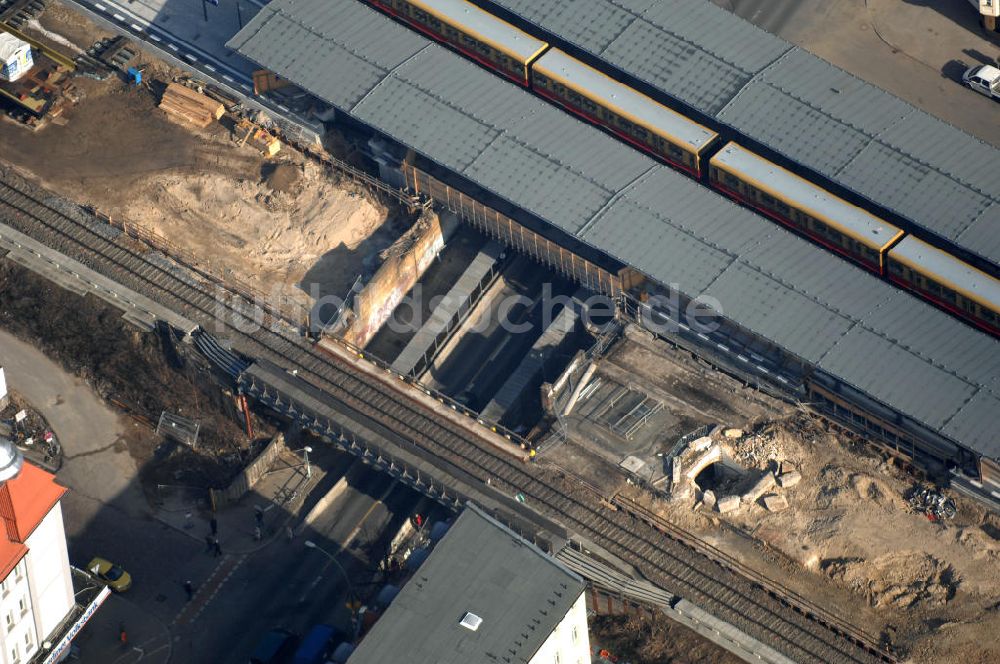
left=285, top=525, right=294, bottom=542
left=210, top=517, right=218, bottom=536
left=253, top=526, right=262, bottom=542
left=254, top=505, right=264, bottom=528
left=118, top=622, right=128, bottom=648
left=213, top=539, right=223, bottom=557
left=183, top=580, right=194, bottom=601
left=205, top=534, right=214, bottom=553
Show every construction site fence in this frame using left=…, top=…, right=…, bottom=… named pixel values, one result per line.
left=210, top=433, right=287, bottom=510
left=403, top=164, right=622, bottom=296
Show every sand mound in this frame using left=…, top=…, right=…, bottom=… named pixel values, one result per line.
left=122, top=160, right=392, bottom=311
left=821, top=552, right=958, bottom=609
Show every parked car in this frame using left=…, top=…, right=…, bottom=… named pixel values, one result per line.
left=292, top=625, right=343, bottom=664
left=250, top=629, right=298, bottom=664
left=962, top=64, right=1000, bottom=100
left=86, top=557, right=131, bottom=592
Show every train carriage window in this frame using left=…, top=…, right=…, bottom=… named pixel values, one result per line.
left=666, top=143, right=684, bottom=160
left=982, top=308, right=996, bottom=323
left=925, top=278, right=941, bottom=296
left=724, top=171, right=740, bottom=188
left=774, top=199, right=790, bottom=215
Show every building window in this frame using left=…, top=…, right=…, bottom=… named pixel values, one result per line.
left=5, top=610, right=12, bottom=630
left=23, top=630, right=32, bottom=653
left=17, top=597, right=27, bottom=616
left=572, top=625, right=578, bottom=643
left=10, top=643, right=18, bottom=664
left=13, top=563, right=22, bottom=582
left=0, top=578, right=8, bottom=597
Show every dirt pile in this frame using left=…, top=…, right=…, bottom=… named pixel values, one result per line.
left=118, top=158, right=394, bottom=312
left=822, top=552, right=958, bottom=609
left=262, top=162, right=301, bottom=194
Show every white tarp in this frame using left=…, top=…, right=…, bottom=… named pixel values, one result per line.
left=0, top=33, right=32, bottom=82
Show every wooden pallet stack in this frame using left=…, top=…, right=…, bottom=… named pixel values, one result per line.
left=158, top=82, right=224, bottom=128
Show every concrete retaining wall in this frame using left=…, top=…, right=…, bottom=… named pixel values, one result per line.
left=342, top=209, right=458, bottom=348
left=210, top=433, right=287, bottom=509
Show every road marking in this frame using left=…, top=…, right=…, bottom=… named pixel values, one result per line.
left=112, top=12, right=124, bottom=21
left=130, top=23, right=142, bottom=31
left=204, top=64, right=216, bottom=72
left=991, top=490, right=1000, bottom=500
left=167, top=43, right=179, bottom=51
left=171, top=554, right=245, bottom=627
left=184, top=53, right=198, bottom=62
left=149, top=34, right=161, bottom=42
left=970, top=479, right=983, bottom=488
left=94, top=3, right=105, bottom=9
left=222, top=74, right=234, bottom=82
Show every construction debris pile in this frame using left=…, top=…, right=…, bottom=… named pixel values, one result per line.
left=907, top=485, right=957, bottom=521
left=667, top=426, right=801, bottom=516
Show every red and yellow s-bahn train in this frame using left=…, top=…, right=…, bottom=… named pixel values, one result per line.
left=363, top=0, right=1000, bottom=338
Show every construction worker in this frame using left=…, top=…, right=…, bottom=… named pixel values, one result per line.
left=529, top=448, right=537, bottom=462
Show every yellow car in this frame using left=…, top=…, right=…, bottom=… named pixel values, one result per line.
left=87, top=557, right=132, bottom=592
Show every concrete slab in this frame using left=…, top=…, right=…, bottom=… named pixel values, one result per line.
left=777, top=470, right=801, bottom=489
left=763, top=493, right=790, bottom=513
left=743, top=472, right=777, bottom=505
left=717, top=495, right=740, bottom=514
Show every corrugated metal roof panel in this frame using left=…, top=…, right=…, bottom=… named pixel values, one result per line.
left=704, top=264, right=851, bottom=362
left=861, top=293, right=1000, bottom=392
left=940, top=391, right=1000, bottom=459
left=616, top=169, right=771, bottom=256
left=754, top=48, right=911, bottom=136
left=739, top=234, right=893, bottom=318
left=602, top=19, right=749, bottom=115
left=583, top=198, right=734, bottom=294
left=492, top=0, right=633, bottom=53
left=226, top=11, right=397, bottom=109
left=956, top=204, right=1000, bottom=266
left=717, top=81, right=870, bottom=175
left=639, top=0, right=789, bottom=72
left=353, top=74, right=499, bottom=171
left=876, top=111, right=996, bottom=197
left=838, top=145, right=992, bottom=243
left=818, top=327, right=977, bottom=430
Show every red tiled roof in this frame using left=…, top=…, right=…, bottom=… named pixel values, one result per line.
left=0, top=540, right=27, bottom=582
left=0, top=462, right=66, bottom=544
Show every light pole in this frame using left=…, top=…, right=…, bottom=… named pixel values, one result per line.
left=304, top=540, right=359, bottom=634
left=303, top=446, right=313, bottom=479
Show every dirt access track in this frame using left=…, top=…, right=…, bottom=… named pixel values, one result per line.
left=0, top=2, right=398, bottom=319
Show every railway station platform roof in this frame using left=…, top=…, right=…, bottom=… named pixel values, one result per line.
left=228, top=0, right=1000, bottom=462
left=483, top=0, right=1000, bottom=273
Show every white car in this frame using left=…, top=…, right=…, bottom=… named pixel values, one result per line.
left=962, top=64, right=1000, bottom=100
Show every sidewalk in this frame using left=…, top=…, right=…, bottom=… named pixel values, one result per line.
left=72, top=594, right=172, bottom=664
left=154, top=443, right=339, bottom=555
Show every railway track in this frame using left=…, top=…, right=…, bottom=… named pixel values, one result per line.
left=0, top=177, right=892, bottom=664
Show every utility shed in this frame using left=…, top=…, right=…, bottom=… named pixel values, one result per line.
left=486, top=0, right=1000, bottom=272
left=228, top=0, right=1000, bottom=476
left=347, top=504, right=589, bottom=664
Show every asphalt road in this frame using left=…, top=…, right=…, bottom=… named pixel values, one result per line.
left=179, top=469, right=421, bottom=664
left=712, top=0, right=815, bottom=34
